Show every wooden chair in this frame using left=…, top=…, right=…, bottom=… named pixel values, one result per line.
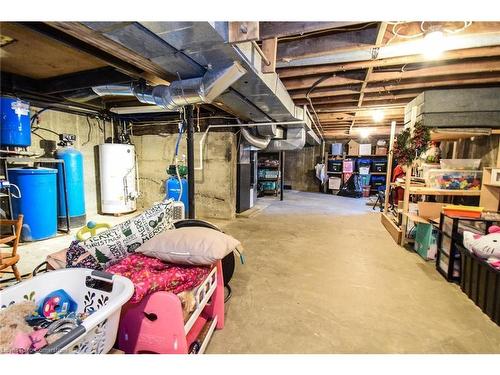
left=0, top=214, right=23, bottom=281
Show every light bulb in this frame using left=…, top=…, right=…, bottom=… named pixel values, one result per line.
left=359, top=128, right=372, bottom=138
left=372, top=109, right=384, bottom=122
left=422, top=29, right=445, bottom=59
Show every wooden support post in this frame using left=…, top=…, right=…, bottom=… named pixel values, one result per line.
left=261, top=37, right=278, bottom=73
left=383, top=120, right=397, bottom=214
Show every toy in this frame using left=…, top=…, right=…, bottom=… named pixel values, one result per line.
left=76, top=220, right=111, bottom=241
left=463, top=225, right=500, bottom=261
left=0, top=301, right=36, bottom=354
left=38, top=289, right=78, bottom=319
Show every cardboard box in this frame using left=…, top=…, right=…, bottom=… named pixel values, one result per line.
left=348, top=140, right=359, bottom=155
left=359, top=143, right=372, bottom=155
left=375, top=146, right=387, bottom=155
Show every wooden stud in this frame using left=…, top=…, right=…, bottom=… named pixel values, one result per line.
left=261, top=37, right=278, bottom=73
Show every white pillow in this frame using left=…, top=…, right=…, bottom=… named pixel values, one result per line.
left=136, top=227, right=241, bottom=265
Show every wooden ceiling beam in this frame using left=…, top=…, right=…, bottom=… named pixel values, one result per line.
left=294, top=91, right=420, bottom=106
left=277, top=45, right=500, bottom=79
left=350, top=22, right=388, bottom=132
left=283, top=71, right=366, bottom=90
left=259, top=22, right=366, bottom=40
left=290, top=72, right=500, bottom=99
left=284, top=58, right=500, bottom=91
left=276, top=23, right=379, bottom=62
left=46, top=22, right=173, bottom=83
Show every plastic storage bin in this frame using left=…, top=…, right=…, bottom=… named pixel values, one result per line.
left=459, top=244, right=500, bottom=326
left=328, top=160, right=343, bottom=172
left=370, top=175, right=386, bottom=189
left=343, top=159, right=355, bottom=173
left=0, top=268, right=134, bottom=354
left=427, top=169, right=482, bottom=190
left=372, top=160, right=387, bottom=173
left=440, top=159, right=481, bottom=170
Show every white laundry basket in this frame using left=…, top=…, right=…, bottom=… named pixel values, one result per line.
left=0, top=268, right=134, bottom=354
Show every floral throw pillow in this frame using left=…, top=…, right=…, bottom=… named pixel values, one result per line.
left=66, top=200, right=175, bottom=269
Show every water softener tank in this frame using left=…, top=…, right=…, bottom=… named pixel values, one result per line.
left=55, top=146, right=86, bottom=227
left=166, top=165, right=189, bottom=216
left=0, top=97, right=31, bottom=147
left=8, top=167, right=58, bottom=241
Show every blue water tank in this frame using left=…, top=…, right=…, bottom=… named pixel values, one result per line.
left=8, top=167, right=58, bottom=241
left=0, top=97, right=31, bottom=147
left=55, top=146, right=86, bottom=228
left=166, top=176, right=189, bottom=215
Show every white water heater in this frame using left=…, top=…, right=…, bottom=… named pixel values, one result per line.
left=99, top=143, right=138, bottom=214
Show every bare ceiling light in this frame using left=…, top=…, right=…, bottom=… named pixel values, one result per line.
left=372, top=109, right=385, bottom=122
left=422, top=26, right=446, bottom=59
left=359, top=128, right=372, bottom=138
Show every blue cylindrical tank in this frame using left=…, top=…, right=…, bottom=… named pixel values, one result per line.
left=8, top=167, right=58, bottom=241
left=55, top=146, right=86, bottom=228
left=166, top=176, right=189, bottom=215
left=0, top=97, right=31, bottom=147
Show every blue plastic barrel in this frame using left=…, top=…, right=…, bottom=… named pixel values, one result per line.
left=166, top=176, right=189, bottom=216
left=8, top=167, right=58, bottom=241
left=0, top=97, right=31, bottom=147
left=55, top=146, right=86, bottom=227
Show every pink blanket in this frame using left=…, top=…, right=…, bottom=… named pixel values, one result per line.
left=106, top=254, right=210, bottom=304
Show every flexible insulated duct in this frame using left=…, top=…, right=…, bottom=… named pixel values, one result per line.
left=264, top=128, right=306, bottom=152
left=240, top=127, right=271, bottom=150
left=92, top=62, right=246, bottom=110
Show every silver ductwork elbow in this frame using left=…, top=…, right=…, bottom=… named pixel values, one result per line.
left=240, top=128, right=271, bottom=149
left=92, top=61, right=246, bottom=110
left=264, top=128, right=306, bottom=152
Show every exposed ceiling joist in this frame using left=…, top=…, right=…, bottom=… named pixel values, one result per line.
left=259, top=22, right=365, bottom=40
left=276, top=23, right=379, bottom=62
left=350, top=22, right=388, bottom=132
left=277, top=45, right=500, bottom=79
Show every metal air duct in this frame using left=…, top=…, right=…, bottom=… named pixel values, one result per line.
left=240, top=127, right=271, bottom=150
left=264, top=128, right=306, bottom=152
left=92, top=62, right=246, bottom=110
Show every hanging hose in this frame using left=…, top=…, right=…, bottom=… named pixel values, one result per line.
left=8, top=183, right=22, bottom=199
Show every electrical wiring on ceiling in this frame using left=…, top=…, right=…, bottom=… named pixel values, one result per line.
left=386, top=21, right=473, bottom=45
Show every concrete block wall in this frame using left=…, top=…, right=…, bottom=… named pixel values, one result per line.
left=131, top=131, right=237, bottom=220
left=27, top=108, right=105, bottom=216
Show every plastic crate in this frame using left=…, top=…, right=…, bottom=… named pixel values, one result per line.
left=328, top=160, right=343, bottom=172
left=0, top=268, right=134, bottom=353
left=458, top=244, right=500, bottom=326
left=427, top=169, right=482, bottom=190
left=372, top=160, right=387, bottom=173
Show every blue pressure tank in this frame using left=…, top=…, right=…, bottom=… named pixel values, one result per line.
left=166, top=175, right=189, bottom=216
left=0, top=97, right=31, bottom=147
left=55, top=146, right=86, bottom=228
left=8, top=167, right=58, bottom=241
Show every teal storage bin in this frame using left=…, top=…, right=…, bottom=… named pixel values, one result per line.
left=415, top=223, right=438, bottom=260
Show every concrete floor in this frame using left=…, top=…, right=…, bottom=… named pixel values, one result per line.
left=207, top=191, right=500, bottom=354
left=4, top=191, right=500, bottom=353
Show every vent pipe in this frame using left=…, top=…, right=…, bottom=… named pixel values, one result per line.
left=240, top=128, right=271, bottom=149
left=264, top=128, right=306, bottom=152
left=92, top=62, right=246, bottom=110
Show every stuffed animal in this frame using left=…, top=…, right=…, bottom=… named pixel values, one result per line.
left=463, top=225, right=500, bottom=261
left=0, top=301, right=37, bottom=354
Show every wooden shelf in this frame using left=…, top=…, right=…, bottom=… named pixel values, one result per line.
left=401, top=186, right=481, bottom=196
